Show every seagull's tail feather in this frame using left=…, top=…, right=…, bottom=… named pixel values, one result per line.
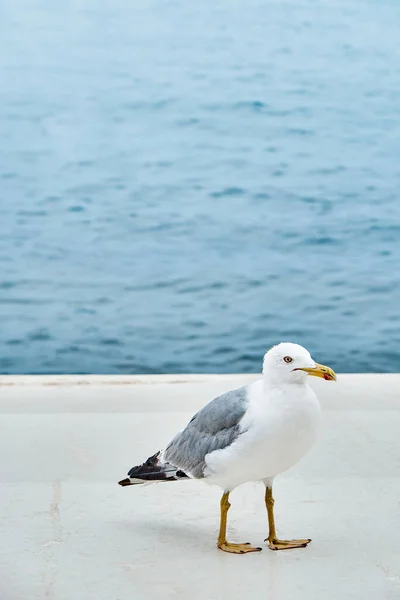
left=118, top=451, right=189, bottom=487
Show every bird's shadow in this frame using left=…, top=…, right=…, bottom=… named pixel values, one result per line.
left=119, top=517, right=217, bottom=553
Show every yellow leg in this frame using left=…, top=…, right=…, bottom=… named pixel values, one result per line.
left=217, top=491, right=262, bottom=554
left=264, top=487, right=311, bottom=551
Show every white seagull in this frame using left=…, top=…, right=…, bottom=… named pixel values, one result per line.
left=119, top=342, right=336, bottom=554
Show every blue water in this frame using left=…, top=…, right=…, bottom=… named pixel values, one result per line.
left=0, top=0, right=399, bottom=374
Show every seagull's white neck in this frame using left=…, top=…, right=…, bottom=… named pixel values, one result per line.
left=262, top=372, right=309, bottom=390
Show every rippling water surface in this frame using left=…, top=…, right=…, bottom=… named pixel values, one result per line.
left=0, top=0, right=400, bottom=374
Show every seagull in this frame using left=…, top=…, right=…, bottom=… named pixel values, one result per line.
left=118, top=342, right=336, bottom=554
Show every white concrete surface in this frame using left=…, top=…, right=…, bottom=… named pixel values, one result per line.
left=1, top=374, right=400, bottom=600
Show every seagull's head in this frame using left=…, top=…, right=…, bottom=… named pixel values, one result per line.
left=262, top=342, right=336, bottom=385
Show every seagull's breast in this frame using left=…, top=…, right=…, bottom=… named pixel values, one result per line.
left=245, top=383, right=321, bottom=474
left=204, top=380, right=321, bottom=488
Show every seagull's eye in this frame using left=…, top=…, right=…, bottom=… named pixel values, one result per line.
left=283, top=356, right=293, bottom=364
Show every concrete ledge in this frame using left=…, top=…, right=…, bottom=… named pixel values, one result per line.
left=1, top=372, right=400, bottom=386
left=1, top=375, right=400, bottom=599
left=0, top=373, right=257, bottom=386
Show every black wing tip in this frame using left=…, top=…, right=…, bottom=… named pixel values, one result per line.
left=119, top=450, right=189, bottom=485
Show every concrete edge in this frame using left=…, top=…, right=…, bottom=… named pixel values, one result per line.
left=0, top=374, right=257, bottom=387
left=0, top=373, right=398, bottom=387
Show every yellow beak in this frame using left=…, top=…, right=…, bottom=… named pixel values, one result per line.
left=296, top=363, right=337, bottom=381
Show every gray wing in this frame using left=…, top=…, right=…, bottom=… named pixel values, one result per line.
left=164, top=386, right=248, bottom=479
